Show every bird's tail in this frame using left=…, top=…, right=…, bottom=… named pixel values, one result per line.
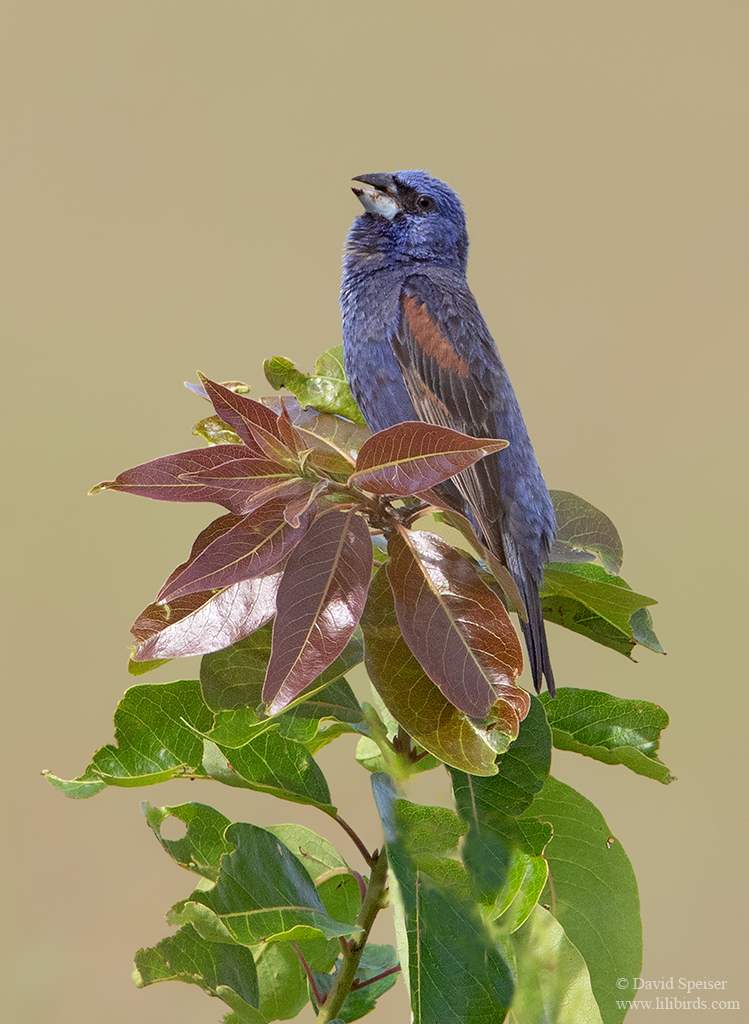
left=517, top=578, right=555, bottom=697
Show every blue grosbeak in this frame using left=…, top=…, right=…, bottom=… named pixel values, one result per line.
left=341, top=170, right=556, bottom=695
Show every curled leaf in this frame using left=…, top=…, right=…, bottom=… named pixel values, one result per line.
left=549, top=490, right=623, bottom=574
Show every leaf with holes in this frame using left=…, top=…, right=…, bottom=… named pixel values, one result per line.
left=133, top=925, right=261, bottom=1018
left=350, top=422, right=507, bottom=496
left=44, top=680, right=213, bottom=798
left=387, top=528, right=525, bottom=723
left=263, top=509, right=373, bottom=715
left=142, top=801, right=233, bottom=881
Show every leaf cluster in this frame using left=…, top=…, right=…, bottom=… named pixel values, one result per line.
left=47, top=345, right=671, bottom=1023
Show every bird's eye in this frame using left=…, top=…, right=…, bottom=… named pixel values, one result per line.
left=417, top=194, right=436, bottom=212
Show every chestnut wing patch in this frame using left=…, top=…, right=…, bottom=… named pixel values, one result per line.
left=401, top=294, right=470, bottom=378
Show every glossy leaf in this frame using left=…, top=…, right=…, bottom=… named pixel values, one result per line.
left=91, top=444, right=249, bottom=508
left=449, top=697, right=552, bottom=900
left=372, top=775, right=514, bottom=1023
left=131, top=571, right=281, bottom=662
left=158, top=501, right=313, bottom=602
left=387, top=528, right=525, bottom=722
left=539, top=688, right=674, bottom=783
left=44, top=680, right=213, bottom=798
left=522, top=777, right=642, bottom=1024
left=505, top=904, right=604, bottom=1024
left=350, top=422, right=507, bottom=496
left=263, top=509, right=373, bottom=714
left=133, top=925, right=261, bottom=1016
left=264, top=345, right=366, bottom=425
left=359, top=569, right=500, bottom=776
left=171, top=823, right=357, bottom=947
left=142, top=801, right=233, bottom=881
left=549, top=489, right=623, bottom=574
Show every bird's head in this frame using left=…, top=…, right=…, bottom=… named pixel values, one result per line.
left=348, top=170, right=468, bottom=272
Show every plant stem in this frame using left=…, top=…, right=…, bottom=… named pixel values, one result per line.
left=332, top=813, right=373, bottom=867
left=316, top=846, right=390, bottom=1023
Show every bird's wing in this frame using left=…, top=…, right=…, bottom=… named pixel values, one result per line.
left=392, top=274, right=508, bottom=560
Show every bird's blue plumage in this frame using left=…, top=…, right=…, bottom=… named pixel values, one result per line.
left=341, top=170, right=556, bottom=694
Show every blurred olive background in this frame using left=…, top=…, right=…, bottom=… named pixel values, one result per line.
left=3, top=2, right=747, bottom=1021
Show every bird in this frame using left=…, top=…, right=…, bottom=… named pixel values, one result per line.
left=340, top=170, right=557, bottom=695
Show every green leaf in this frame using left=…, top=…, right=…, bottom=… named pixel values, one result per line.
left=543, top=563, right=655, bottom=635
left=630, top=606, right=665, bottom=653
left=450, top=695, right=553, bottom=887
left=492, top=850, right=548, bottom=934
left=142, top=801, right=233, bottom=881
left=523, top=777, right=642, bottom=1024
left=264, top=346, right=367, bottom=425
left=192, top=414, right=243, bottom=446
left=44, top=680, right=212, bottom=798
left=128, top=656, right=170, bottom=676
left=504, top=904, right=604, bottom=1024
left=360, top=568, right=503, bottom=777
left=549, top=490, right=623, bottom=574
left=542, top=562, right=661, bottom=657
left=133, top=924, right=262, bottom=1016
left=539, top=688, right=675, bottom=784
left=252, top=941, right=308, bottom=1021
left=263, top=824, right=349, bottom=881
left=372, top=775, right=514, bottom=1022
left=171, top=823, right=357, bottom=947
left=202, top=731, right=334, bottom=812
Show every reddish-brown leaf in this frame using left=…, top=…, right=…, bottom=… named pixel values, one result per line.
left=349, top=422, right=508, bottom=496
left=262, top=509, right=373, bottom=715
left=386, top=528, right=524, bottom=719
left=158, top=500, right=313, bottom=602
left=91, top=445, right=249, bottom=508
left=181, top=457, right=314, bottom=515
left=360, top=569, right=500, bottom=775
left=200, top=376, right=298, bottom=466
left=130, top=572, right=281, bottom=661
